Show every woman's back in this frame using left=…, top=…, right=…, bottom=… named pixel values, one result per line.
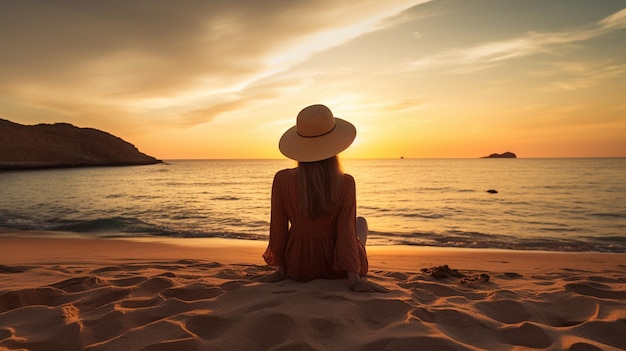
left=262, top=104, right=387, bottom=292
left=263, top=168, right=368, bottom=281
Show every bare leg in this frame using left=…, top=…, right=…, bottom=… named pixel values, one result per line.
left=357, top=216, right=368, bottom=246
left=350, top=217, right=388, bottom=292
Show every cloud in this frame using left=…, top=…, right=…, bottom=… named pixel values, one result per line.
left=538, top=61, right=626, bottom=92
left=0, top=0, right=424, bottom=128
left=404, top=8, right=626, bottom=73
left=384, top=98, right=426, bottom=112
left=599, top=7, right=626, bottom=29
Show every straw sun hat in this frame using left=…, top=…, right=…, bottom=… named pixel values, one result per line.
left=279, top=104, right=356, bottom=162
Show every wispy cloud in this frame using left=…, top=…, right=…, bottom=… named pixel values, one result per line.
left=405, top=8, right=626, bottom=72
left=538, top=61, right=626, bottom=92
left=0, top=1, right=426, bottom=128
left=599, top=7, right=626, bottom=29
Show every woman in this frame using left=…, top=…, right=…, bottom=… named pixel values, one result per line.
left=262, top=104, right=387, bottom=293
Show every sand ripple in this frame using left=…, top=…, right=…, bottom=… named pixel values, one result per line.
left=1, top=261, right=625, bottom=351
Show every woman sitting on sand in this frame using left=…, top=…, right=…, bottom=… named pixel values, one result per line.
left=262, top=104, right=387, bottom=293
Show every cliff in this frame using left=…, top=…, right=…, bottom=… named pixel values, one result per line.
left=0, top=119, right=162, bottom=170
left=481, top=152, right=517, bottom=158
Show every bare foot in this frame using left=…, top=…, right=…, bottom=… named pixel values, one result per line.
left=350, top=280, right=389, bottom=293
left=260, top=269, right=286, bottom=282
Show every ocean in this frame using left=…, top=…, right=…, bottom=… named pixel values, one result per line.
left=1, top=158, right=625, bottom=253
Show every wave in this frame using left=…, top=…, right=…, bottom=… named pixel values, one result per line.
left=0, top=215, right=268, bottom=241
left=367, top=230, right=626, bottom=253
left=591, top=212, right=626, bottom=219
left=1, top=214, right=625, bottom=253
left=211, top=196, right=241, bottom=201
left=54, top=217, right=166, bottom=234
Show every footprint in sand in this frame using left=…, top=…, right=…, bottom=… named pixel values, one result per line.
left=357, top=299, right=413, bottom=330
left=50, top=276, right=107, bottom=292
left=0, top=265, right=32, bottom=274
left=0, top=287, right=63, bottom=312
left=240, top=312, right=295, bottom=348
left=110, top=276, right=148, bottom=287
left=161, top=283, right=222, bottom=301
left=219, top=280, right=251, bottom=292
left=118, top=296, right=165, bottom=309
left=137, top=276, right=177, bottom=293
left=501, top=322, right=553, bottom=349
left=570, top=319, right=626, bottom=350
left=566, top=282, right=626, bottom=300
left=185, top=314, right=233, bottom=339
left=475, top=298, right=531, bottom=324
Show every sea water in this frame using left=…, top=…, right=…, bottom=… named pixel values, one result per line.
left=1, top=158, right=625, bottom=252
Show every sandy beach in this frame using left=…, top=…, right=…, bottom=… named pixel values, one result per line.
left=1, top=233, right=625, bottom=351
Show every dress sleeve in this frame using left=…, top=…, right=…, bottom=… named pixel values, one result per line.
left=263, top=171, right=290, bottom=267
left=333, top=174, right=368, bottom=275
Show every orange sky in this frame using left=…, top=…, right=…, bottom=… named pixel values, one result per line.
left=1, top=1, right=625, bottom=159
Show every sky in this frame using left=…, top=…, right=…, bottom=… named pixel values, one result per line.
left=1, top=0, right=625, bottom=159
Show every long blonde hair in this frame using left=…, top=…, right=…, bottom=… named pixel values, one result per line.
left=296, top=156, right=343, bottom=218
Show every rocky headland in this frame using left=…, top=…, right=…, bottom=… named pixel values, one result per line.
left=0, top=119, right=162, bottom=170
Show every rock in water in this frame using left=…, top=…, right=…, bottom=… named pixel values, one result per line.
left=481, top=152, right=517, bottom=158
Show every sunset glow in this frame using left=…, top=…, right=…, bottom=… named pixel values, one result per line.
left=1, top=1, right=625, bottom=159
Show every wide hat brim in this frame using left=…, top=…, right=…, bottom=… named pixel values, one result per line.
left=279, top=117, right=356, bottom=162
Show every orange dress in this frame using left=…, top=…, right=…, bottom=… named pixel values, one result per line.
left=263, top=168, right=368, bottom=281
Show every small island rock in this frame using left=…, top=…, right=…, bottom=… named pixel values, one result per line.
left=481, top=152, right=517, bottom=158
